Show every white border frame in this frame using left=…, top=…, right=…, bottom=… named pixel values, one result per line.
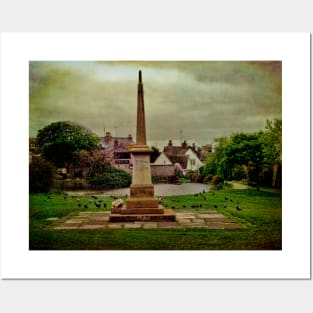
left=0, top=33, right=310, bottom=279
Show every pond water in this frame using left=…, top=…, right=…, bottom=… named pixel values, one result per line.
left=67, top=183, right=211, bottom=197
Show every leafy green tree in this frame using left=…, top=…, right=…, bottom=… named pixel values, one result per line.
left=262, top=118, right=282, bottom=164
left=261, top=118, right=282, bottom=187
left=202, top=137, right=231, bottom=179
left=225, top=132, right=264, bottom=188
left=36, top=121, right=99, bottom=167
left=29, top=157, right=55, bottom=193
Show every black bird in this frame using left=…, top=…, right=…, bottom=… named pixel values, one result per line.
left=199, top=204, right=202, bottom=208
left=103, top=203, right=107, bottom=208
left=236, top=206, right=242, bottom=211
left=95, top=202, right=101, bottom=208
left=225, top=197, right=228, bottom=200
left=172, top=206, right=175, bottom=209
left=78, top=203, right=81, bottom=208
left=223, top=204, right=227, bottom=208
left=229, top=198, right=233, bottom=202
left=183, top=205, right=186, bottom=208
left=84, top=204, right=88, bottom=209
left=213, top=204, right=218, bottom=209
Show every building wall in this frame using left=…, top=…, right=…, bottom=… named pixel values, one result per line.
left=185, top=149, right=203, bottom=171
left=151, top=164, right=175, bottom=177
left=153, top=152, right=172, bottom=165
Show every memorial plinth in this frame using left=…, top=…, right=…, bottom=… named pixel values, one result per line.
left=109, top=70, right=176, bottom=222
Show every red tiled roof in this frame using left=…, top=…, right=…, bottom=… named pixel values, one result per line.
left=163, top=146, right=188, bottom=155
left=165, top=154, right=189, bottom=169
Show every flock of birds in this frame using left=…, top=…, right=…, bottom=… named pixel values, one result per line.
left=46, top=190, right=243, bottom=212
left=159, top=189, right=243, bottom=211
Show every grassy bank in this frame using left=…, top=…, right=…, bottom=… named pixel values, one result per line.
left=29, top=188, right=282, bottom=250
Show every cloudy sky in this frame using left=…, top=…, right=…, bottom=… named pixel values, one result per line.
left=29, top=61, right=281, bottom=149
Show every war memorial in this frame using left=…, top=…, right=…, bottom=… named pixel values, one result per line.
left=109, top=71, right=176, bottom=222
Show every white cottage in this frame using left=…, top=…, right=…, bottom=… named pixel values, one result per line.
left=185, top=148, right=203, bottom=172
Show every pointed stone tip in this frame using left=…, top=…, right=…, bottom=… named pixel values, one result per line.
left=139, top=70, right=142, bottom=83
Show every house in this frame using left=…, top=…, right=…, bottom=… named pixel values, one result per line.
left=197, top=144, right=213, bottom=161
left=29, top=137, right=40, bottom=162
left=154, top=140, right=203, bottom=175
left=99, top=132, right=135, bottom=173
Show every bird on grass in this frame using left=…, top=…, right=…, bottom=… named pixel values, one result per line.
left=95, top=202, right=101, bottom=208
left=236, top=206, right=242, bottom=211
left=84, top=204, right=88, bottom=209
left=78, top=203, right=81, bottom=208
left=183, top=205, right=186, bottom=208
left=103, top=203, right=107, bottom=209
left=225, top=197, right=228, bottom=201
left=223, top=205, right=227, bottom=208
left=213, top=204, right=218, bottom=209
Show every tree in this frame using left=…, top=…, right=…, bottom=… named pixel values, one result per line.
left=225, top=132, right=264, bottom=188
left=36, top=121, right=99, bottom=167
left=29, top=157, right=55, bottom=193
left=150, top=146, right=161, bottom=163
left=261, top=118, right=282, bottom=187
left=202, top=137, right=231, bottom=179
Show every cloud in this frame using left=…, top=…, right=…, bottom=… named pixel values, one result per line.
left=29, top=61, right=281, bottom=147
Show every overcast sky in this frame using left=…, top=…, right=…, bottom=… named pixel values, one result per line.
left=29, top=61, right=281, bottom=149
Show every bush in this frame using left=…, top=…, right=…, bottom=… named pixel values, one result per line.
left=87, top=167, right=131, bottom=189
left=211, top=175, right=224, bottom=186
left=203, top=175, right=213, bottom=184
left=29, top=157, right=55, bottom=193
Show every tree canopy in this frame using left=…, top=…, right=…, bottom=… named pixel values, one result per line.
left=36, top=121, right=99, bottom=167
left=201, top=118, right=282, bottom=188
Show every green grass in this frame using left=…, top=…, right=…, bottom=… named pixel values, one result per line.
left=29, top=188, right=282, bottom=250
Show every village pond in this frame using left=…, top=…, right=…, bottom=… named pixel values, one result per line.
left=67, top=183, right=211, bottom=197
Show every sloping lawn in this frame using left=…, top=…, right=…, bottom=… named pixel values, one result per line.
left=29, top=188, right=281, bottom=250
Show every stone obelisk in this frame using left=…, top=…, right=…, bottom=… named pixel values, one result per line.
left=123, top=70, right=162, bottom=214
left=109, top=70, right=175, bottom=222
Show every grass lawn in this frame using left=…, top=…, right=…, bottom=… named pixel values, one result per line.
left=29, top=188, right=282, bottom=250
